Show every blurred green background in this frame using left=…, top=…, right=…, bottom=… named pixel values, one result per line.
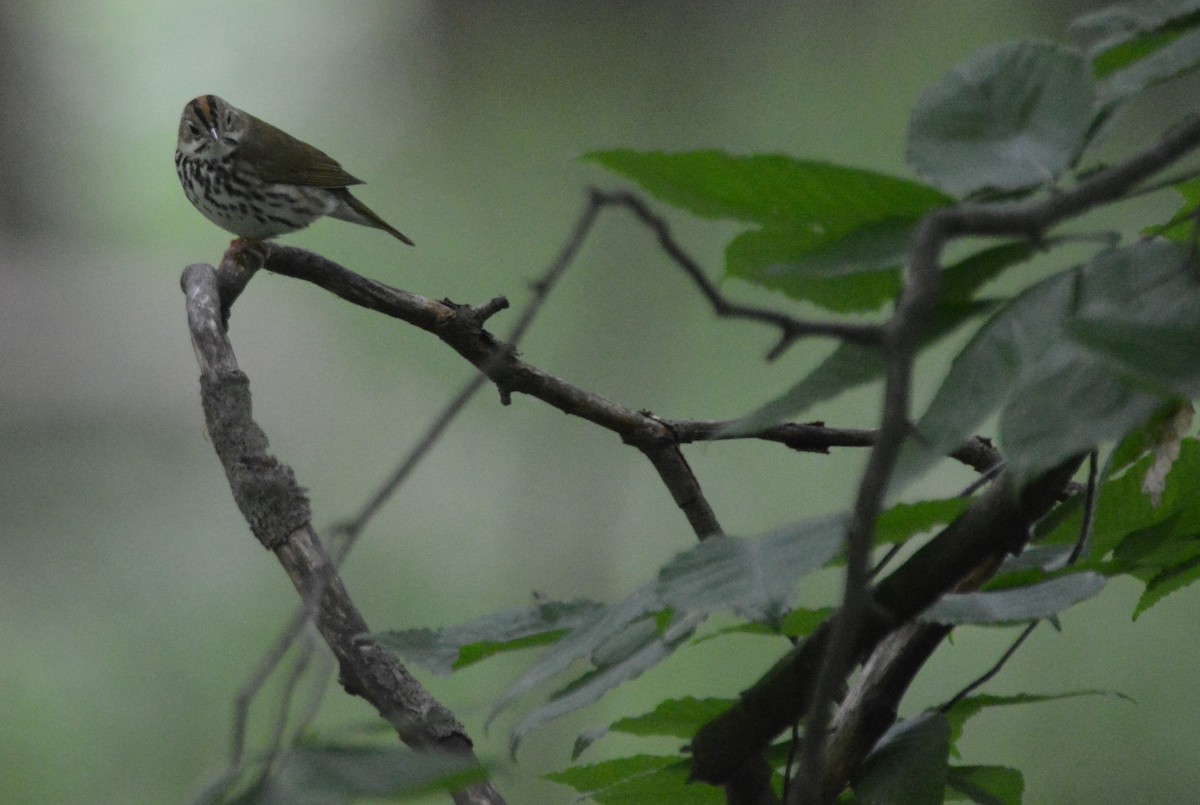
left=2, top=2, right=1199, bottom=803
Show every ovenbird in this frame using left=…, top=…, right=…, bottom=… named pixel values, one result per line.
left=175, top=95, right=413, bottom=245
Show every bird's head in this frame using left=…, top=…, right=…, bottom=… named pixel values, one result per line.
left=177, top=95, right=246, bottom=158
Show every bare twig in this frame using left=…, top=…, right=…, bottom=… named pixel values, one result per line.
left=592, top=189, right=884, bottom=358
left=938, top=622, right=1039, bottom=716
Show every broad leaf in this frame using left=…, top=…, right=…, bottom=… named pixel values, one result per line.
left=945, top=764, right=1024, bottom=805
left=724, top=222, right=905, bottom=312
left=729, top=301, right=990, bottom=435
left=920, top=572, right=1106, bottom=625
left=943, top=691, right=1128, bottom=757
left=509, top=614, right=702, bottom=755
left=488, top=585, right=658, bottom=726
left=852, top=713, right=951, bottom=805
left=1074, top=0, right=1200, bottom=71
left=609, top=696, right=735, bottom=740
left=1042, top=438, right=1200, bottom=559
left=584, top=150, right=948, bottom=227
left=897, top=240, right=1199, bottom=489
left=907, top=41, right=1094, bottom=196
left=1135, top=553, right=1200, bottom=617
left=875, top=498, right=972, bottom=546
left=656, top=515, right=845, bottom=625
left=585, top=150, right=950, bottom=309
left=1097, top=26, right=1200, bottom=102
left=692, top=606, right=833, bottom=643
left=375, top=599, right=602, bottom=675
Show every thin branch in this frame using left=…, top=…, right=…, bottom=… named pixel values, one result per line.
left=340, top=190, right=606, bottom=543
left=592, top=189, right=884, bottom=358
left=938, top=622, right=1040, bottom=715
left=1068, top=450, right=1100, bottom=565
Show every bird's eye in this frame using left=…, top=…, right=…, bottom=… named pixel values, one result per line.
left=188, top=124, right=200, bottom=136
left=225, top=113, right=233, bottom=127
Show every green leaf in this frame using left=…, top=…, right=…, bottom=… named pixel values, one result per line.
left=1098, top=26, right=1200, bottom=101
left=941, top=241, right=1037, bottom=302
left=875, top=498, right=972, bottom=546
left=852, top=713, right=951, bottom=805
left=489, top=585, right=658, bottom=727
left=945, top=764, right=1024, bottom=805
left=943, top=692, right=1128, bottom=757
left=609, top=697, right=735, bottom=740
left=1135, top=553, right=1200, bottom=617
left=546, top=754, right=679, bottom=794
left=692, top=606, right=833, bottom=643
left=547, top=755, right=722, bottom=805
left=724, top=223, right=904, bottom=312
left=920, top=572, right=1106, bottom=625
left=584, top=150, right=950, bottom=310
left=1074, top=0, right=1200, bottom=71
left=907, top=41, right=1094, bottom=196
left=375, top=599, right=603, bottom=675
left=655, top=515, right=845, bottom=625
left=729, top=301, right=991, bottom=435
left=897, top=240, right=1196, bottom=489
left=723, top=240, right=1026, bottom=437
left=508, top=613, right=703, bottom=756
left=584, top=150, right=949, bottom=227
left=230, top=743, right=483, bottom=805
left=1042, top=439, right=1200, bottom=565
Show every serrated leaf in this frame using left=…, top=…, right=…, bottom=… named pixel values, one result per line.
left=1074, top=0, right=1200, bottom=66
left=921, top=572, right=1106, bottom=625
left=1134, top=553, right=1200, bottom=617
left=724, top=222, right=905, bottom=312
left=546, top=753, right=679, bottom=793
left=572, top=726, right=609, bottom=760
left=1098, top=26, right=1200, bottom=101
left=489, top=586, right=658, bottom=727
left=609, top=697, right=735, bottom=740
left=907, top=41, right=1094, bottom=196
left=692, top=606, right=834, bottom=644
left=945, top=764, right=1024, bottom=805
left=875, top=498, right=972, bottom=546
left=941, top=241, right=1037, bottom=301
left=1042, top=439, right=1200, bottom=561
left=852, top=713, right=951, bottom=805
left=509, top=614, right=702, bottom=756
left=656, top=516, right=845, bottom=625
left=584, top=150, right=950, bottom=309
left=896, top=240, right=1198, bottom=492
left=584, top=150, right=949, bottom=227
left=728, top=301, right=991, bottom=435
left=375, top=599, right=602, bottom=675
left=943, top=691, right=1129, bottom=757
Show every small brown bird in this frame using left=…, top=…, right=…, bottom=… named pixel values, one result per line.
left=175, top=95, right=413, bottom=245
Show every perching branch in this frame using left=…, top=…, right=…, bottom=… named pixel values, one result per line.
left=181, top=263, right=507, bottom=805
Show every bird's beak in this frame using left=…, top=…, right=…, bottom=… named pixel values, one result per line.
left=208, top=125, right=220, bottom=142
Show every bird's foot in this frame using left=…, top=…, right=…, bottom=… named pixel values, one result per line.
left=220, top=237, right=268, bottom=271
